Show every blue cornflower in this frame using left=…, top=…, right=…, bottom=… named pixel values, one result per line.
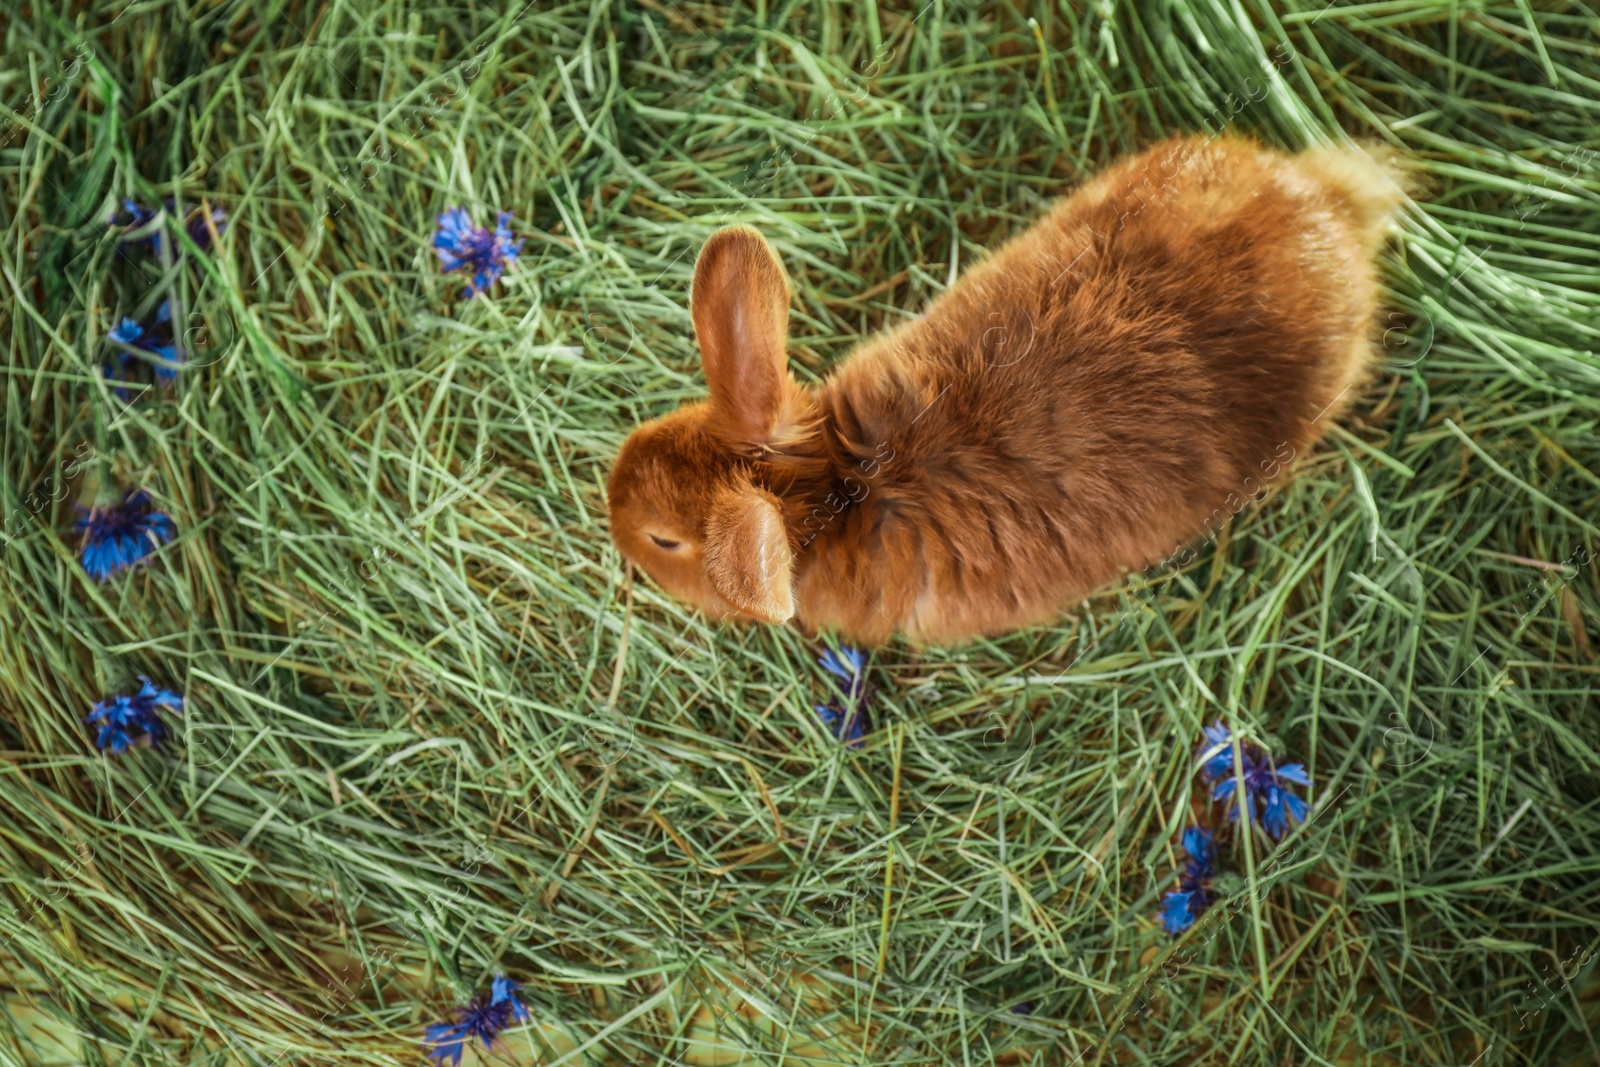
left=820, top=647, right=869, bottom=700
left=75, top=489, right=178, bottom=582
left=424, top=974, right=530, bottom=1066
left=490, top=975, right=530, bottom=1024
left=108, top=199, right=161, bottom=254
left=814, top=646, right=872, bottom=748
left=1158, top=825, right=1216, bottom=935
left=107, top=199, right=227, bottom=256
left=1196, top=721, right=1234, bottom=782
left=179, top=203, right=228, bottom=251
left=432, top=207, right=524, bottom=299
left=107, top=300, right=181, bottom=388
left=1196, top=721, right=1311, bottom=840
left=84, top=677, right=184, bottom=753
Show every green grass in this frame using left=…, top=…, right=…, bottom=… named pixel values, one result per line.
left=3, top=0, right=1599, bottom=1064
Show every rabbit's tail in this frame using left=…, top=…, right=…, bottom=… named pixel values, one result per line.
left=1297, top=140, right=1414, bottom=251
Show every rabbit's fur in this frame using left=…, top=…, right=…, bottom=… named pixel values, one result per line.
left=608, top=134, right=1408, bottom=646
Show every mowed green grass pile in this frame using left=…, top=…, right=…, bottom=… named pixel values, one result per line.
left=2, top=0, right=1599, bottom=1063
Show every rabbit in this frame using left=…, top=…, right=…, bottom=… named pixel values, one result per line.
left=607, top=134, right=1409, bottom=647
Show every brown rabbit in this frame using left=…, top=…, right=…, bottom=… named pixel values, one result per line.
left=607, top=134, right=1408, bottom=646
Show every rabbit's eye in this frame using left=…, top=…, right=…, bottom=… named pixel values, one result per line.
left=648, top=534, right=682, bottom=550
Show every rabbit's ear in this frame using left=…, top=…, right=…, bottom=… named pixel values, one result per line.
left=704, top=481, right=795, bottom=624
left=691, top=226, right=791, bottom=441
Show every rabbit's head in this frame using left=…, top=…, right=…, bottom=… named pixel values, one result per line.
left=607, top=226, right=814, bottom=625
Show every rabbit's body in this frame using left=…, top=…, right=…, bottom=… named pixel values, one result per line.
left=608, top=135, right=1407, bottom=646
